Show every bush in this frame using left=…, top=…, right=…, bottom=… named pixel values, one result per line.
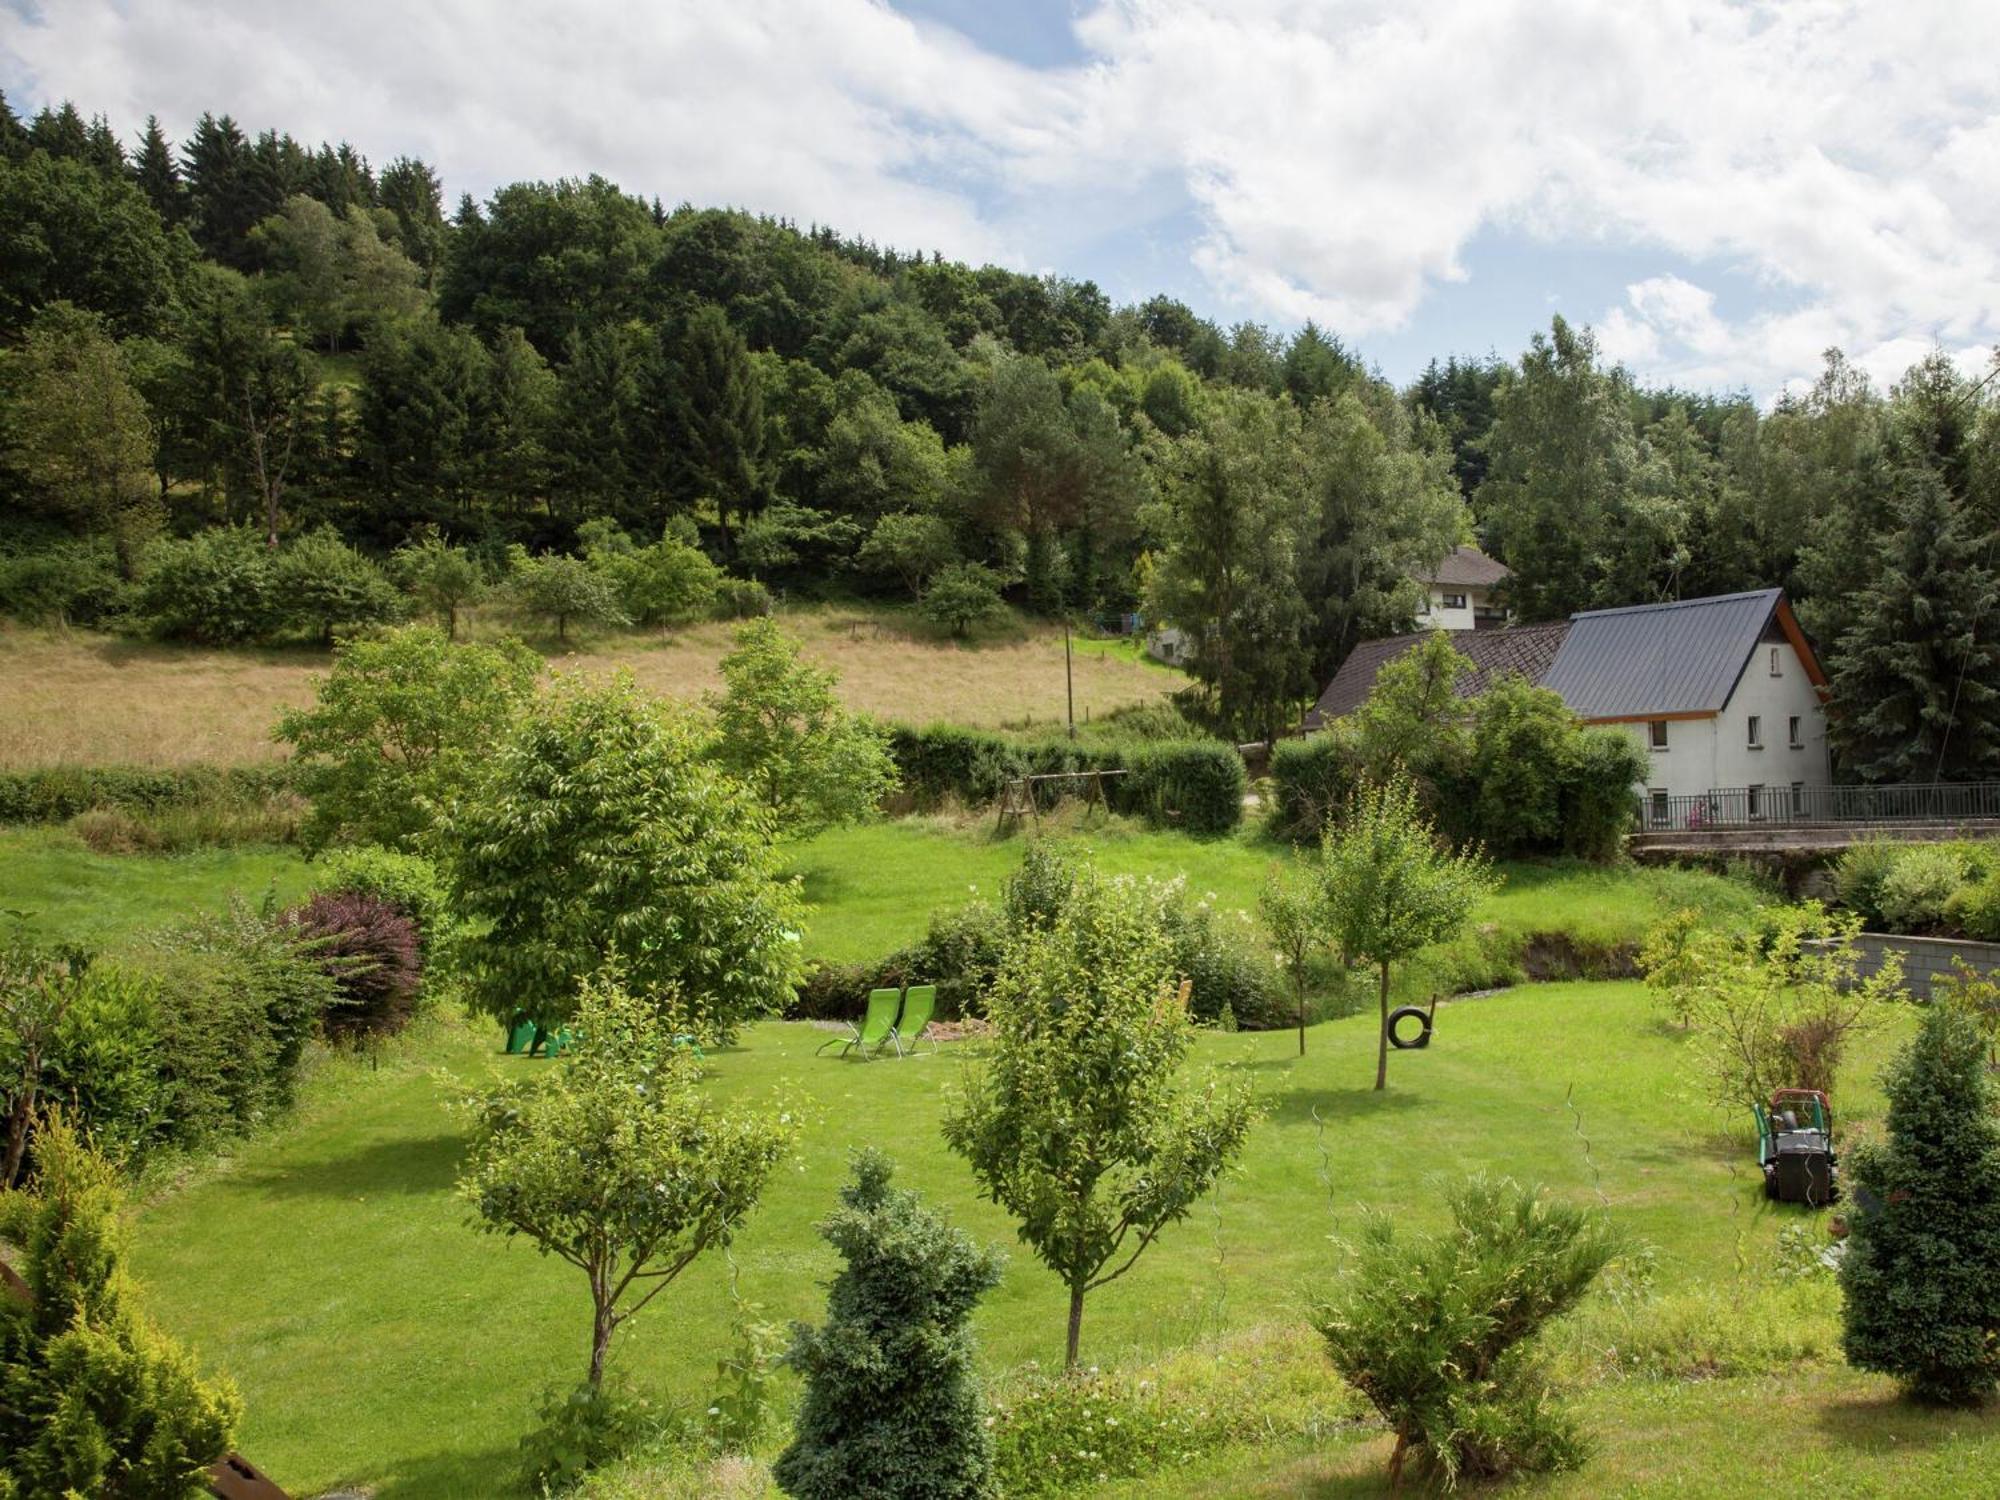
left=1557, top=728, right=1646, bottom=862
left=310, top=846, right=451, bottom=945
left=1269, top=729, right=1359, bottom=841
left=603, top=538, right=723, bottom=628
left=519, top=1380, right=670, bottom=1496
left=66, top=787, right=305, bottom=854
left=1841, top=1002, right=2000, bottom=1405
left=283, top=890, right=424, bottom=1040
left=1123, top=740, right=1245, bottom=836
left=269, top=528, right=406, bottom=644
left=1945, top=869, right=2000, bottom=940
left=887, top=724, right=1025, bottom=810
left=1313, top=1176, right=1617, bottom=1489
left=714, top=577, right=773, bottom=619
left=1876, top=843, right=1974, bottom=933
left=0, top=764, right=301, bottom=826
left=1834, top=838, right=1901, bottom=927
left=920, top=563, right=1006, bottom=638
left=1158, top=887, right=1285, bottom=1027
left=0, top=1114, right=242, bottom=1500
left=775, top=1152, right=1003, bottom=1499
left=989, top=1368, right=1236, bottom=1499
left=0, top=539, right=131, bottom=626
left=137, top=526, right=281, bottom=643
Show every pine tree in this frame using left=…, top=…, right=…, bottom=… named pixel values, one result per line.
left=661, top=305, right=767, bottom=553
left=774, top=1152, right=1003, bottom=1500
left=1841, top=1003, right=2000, bottom=1405
left=82, top=113, right=125, bottom=174
left=131, top=115, right=183, bottom=222
left=1828, top=467, right=2000, bottom=781
left=26, top=101, right=89, bottom=160
left=181, top=113, right=257, bottom=267
left=0, top=88, right=27, bottom=162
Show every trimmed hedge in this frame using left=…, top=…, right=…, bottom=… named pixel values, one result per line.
left=0, top=763, right=302, bottom=825
left=1268, top=729, right=1360, bottom=840
left=1125, top=740, right=1246, bottom=836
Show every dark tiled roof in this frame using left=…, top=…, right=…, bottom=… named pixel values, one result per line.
left=1305, top=622, right=1571, bottom=728
left=1414, top=544, right=1511, bottom=589
left=1540, top=589, right=1784, bottom=720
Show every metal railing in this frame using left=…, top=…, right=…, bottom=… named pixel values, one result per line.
left=1643, top=781, right=2000, bottom=832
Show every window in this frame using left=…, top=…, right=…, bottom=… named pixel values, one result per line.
left=1770, top=646, right=1783, bottom=676
left=1789, top=715, right=1803, bottom=748
left=1747, top=715, right=1762, bottom=749
left=1648, top=719, right=1669, bottom=750
left=1649, top=788, right=1670, bottom=825
left=1441, top=592, right=1467, bottom=610
left=1746, top=783, right=1763, bottom=819
left=1791, top=782, right=1805, bottom=816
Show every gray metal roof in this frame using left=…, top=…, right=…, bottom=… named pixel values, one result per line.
left=1539, top=588, right=1784, bottom=720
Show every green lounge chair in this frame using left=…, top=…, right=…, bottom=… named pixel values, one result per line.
left=816, top=987, right=902, bottom=1059
left=891, top=984, right=938, bottom=1056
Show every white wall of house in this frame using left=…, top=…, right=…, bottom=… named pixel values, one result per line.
left=1622, top=637, right=1832, bottom=816
left=1414, top=584, right=1494, bottom=631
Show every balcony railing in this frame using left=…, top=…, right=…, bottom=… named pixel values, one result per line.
left=1643, top=781, right=2000, bottom=833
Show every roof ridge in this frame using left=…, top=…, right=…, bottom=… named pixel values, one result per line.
left=1568, top=587, right=1780, bottom=621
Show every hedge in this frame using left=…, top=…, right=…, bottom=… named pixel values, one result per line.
left=1124, top=740, right=1246, bottom=836
left=0, top=763, right=302, bottom=825
left=1268, top=730, right=1360, bottom=839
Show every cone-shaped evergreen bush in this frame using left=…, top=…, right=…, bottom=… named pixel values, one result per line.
left=0, top=1112, right=239, bottom=1498
left=774, top=1150, right=1004, bottom=1500
left=1841, top=1002, right=2000, bottom=1404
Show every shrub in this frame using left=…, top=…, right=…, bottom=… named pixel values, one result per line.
left=66, top=790, right=305, bottom=854
left=1557, top=728, right=1646, bottom=862
left=1875, top=843, right=1973, bottom=933
left=1841, top=1002, right=2000, bottom=1405
left=887, top=724, right=1023, bottom=809
left=0, top=764, right=301, bottom=826
left=775, top=1152, right=1004, bottom=1499
left=1269, top=729, right=1359, bottom=841
left=988, top=1367, right=1235, bottom=1499
left=1312, top=1176, right=1618, bottom=1489
left=310, top=845, right=451, bottom=945
left=0, top=1113, right=241, bottom=1500
left=1834, top=838, right=1901, bottom=927
left=137, top=526, right=280, bottom=643
left=1945, top=870, right=2000, bottom=940
left=0, top=539, right=130, bottom=626
left=602, top=537, right=723, bottom=628
left=269, top=528, right=406, bottom=643
left=519, top=1380, right=670, bottom=1496
left=714, top=577, right=773, bottom=619
left=1158, top=886, right=1285, bottom=1028
left=1123, top=740, right=1245, bottom=836
left=1080, top=700, right=1204, bottom=745
left=283, top=890, right=424, bottom=1040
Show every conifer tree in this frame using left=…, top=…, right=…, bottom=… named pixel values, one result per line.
left=1828, top=467, right=2000, bottom=781
left=774, top=1152, right=1004, bottom=1500
left=1841, top=1003, right=2000, bottom=1405
left=131, top=115, right=183, bottom=222
left=0, top=88, right=26, bottom=163
left=0, top=1113, right=240, bottom=1497
left=662, top=305, right=767, bottom=554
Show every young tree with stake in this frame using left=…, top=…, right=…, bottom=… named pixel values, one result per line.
left=943, top=864, right=1256, bottom=1368
left=1320, top=777, right=1491, bottom=1090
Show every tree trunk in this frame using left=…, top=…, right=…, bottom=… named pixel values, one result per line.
left=588, top=1294, right=615, bottom=1389
left=1297, top=982, right=1307, bottom=1056
left=1, top=1087, right=35, bottom=1190
left=1375, top=961, right=1391, bottom=1091
left=1388, top=1430, right=1409, bottom=1491
left=1065, top=1283, right=1085, bottom=1369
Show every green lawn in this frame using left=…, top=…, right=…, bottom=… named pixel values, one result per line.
left=127, top=982, right=1915, bottom=1499
left=0, top=826, right=312, bottom=951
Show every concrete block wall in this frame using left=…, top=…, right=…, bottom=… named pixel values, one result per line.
left=1844, top=932, right=2000, bottom=1000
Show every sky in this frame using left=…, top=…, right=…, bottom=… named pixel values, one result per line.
left=5, top=0, right=1999, bottom=401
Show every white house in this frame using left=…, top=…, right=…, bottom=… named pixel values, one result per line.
left=1412, top=545, right=1511, bottom=631
left=1306, top=588, right=1835, bottom=814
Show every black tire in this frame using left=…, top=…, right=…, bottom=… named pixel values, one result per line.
left=1387, top=1006, right=1432, bottom=1050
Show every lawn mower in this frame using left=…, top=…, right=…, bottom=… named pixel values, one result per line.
left=1754, top=1088, right=1838, bottom=1206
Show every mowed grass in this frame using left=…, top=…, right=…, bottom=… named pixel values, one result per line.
left=127, top=986, right=1917, bottom=1499
left=0, top=608, right=1179, bottom=768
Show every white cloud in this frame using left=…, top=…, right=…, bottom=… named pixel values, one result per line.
left=6, top=0, right=2000, bottom=397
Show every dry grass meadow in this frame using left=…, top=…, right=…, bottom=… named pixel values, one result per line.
left=0, top=609, right=1183, bottom=768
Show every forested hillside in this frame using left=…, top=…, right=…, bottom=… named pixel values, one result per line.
left=3, top=93, right=1998, bottom=773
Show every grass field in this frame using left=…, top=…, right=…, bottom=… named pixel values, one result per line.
left=124, top=984, right=1923, bottom=1499
left=0, top=608, right=1180, bottom=768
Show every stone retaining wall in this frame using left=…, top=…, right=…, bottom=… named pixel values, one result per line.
left=1843, top=932, right=2000, bottom=1000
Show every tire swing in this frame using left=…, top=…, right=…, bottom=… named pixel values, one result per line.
left=1386, top=998, right=1436, bottom=1050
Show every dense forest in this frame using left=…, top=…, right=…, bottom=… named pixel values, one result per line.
left=3, top=93, right=1998, bottom=777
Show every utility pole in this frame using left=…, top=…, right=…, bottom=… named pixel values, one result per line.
left=1065, top=616, right=1076, bottom=740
